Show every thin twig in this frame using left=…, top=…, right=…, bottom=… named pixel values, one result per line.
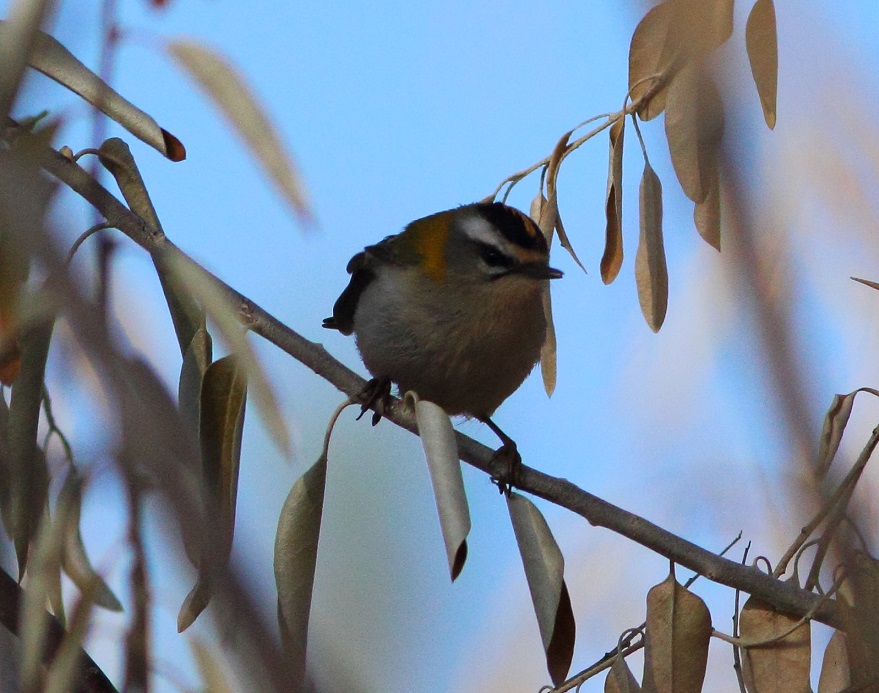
left=732, top=541, right=751, bottom=693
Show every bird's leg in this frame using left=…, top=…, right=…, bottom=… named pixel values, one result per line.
left=356, top=376, right=392, bottom=426
left=479, top=416, right=522, bottom=495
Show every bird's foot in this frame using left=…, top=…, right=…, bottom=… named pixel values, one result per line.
left=488, top=438, right=521, bottom=496
left=356, top=376, right=392, bottom=426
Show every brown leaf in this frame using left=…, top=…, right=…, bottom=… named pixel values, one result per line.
left=693, top=166, right=721, bottom=251
left=642, top=568, right=711, bottom=693
left=190, top=640, right=236, bottom=693
left=413, top=397, right=470, bottom=581
left=606, top=655, right=642, bottom=693
left=601, top=118, right=626, bottom=284
left=507, top=492, right=576, bottom=687
left=746, top=0, right=778, bottom=130
left=628, top=3, right=674, bottom=121
left=816, top=391, right=860, bottom=477
left=540, top=286, right=557, bottom=397
left=663, top=0, right=734, bottom=64
left=817, top=630, right=850, bottom=693
left=740, top=596, right=811, bottom=693
left=635, top=163, right=668, bottom=332
left=664, top=64, right=724, bottom=204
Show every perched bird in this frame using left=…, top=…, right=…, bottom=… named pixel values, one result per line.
left=323, top=202, right=562, bottom=488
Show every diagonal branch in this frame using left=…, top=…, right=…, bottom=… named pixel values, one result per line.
left=15, top=124, right=841, bottom=629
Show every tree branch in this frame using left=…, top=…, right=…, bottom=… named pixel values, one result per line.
left=0, top=566, right=119, bottom=693
left=19, top=125, right=842, bottom=629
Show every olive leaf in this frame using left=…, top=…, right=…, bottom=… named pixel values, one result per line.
left=601, top=118, right=626, bottom=284
left=606, top=656, right=642, bottom=693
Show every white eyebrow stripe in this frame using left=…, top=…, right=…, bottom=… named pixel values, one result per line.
left=459, top=214, right=506, bottom=248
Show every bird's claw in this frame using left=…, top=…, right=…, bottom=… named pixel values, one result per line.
left=356, top=376, right=392, bottom=426
left=489, top=439, right=521, bottom=496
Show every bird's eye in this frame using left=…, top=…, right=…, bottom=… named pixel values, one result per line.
left=478, top=244, right=513, bottom=268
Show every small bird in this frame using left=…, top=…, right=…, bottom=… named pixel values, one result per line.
left=323, top=202, right=562, bottom=489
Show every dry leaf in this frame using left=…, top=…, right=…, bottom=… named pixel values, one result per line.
left=540, top=287, right=557, bottom=397
left=168, top=40, right=312, bottom=220
left=274, top=454, right=327, bottom=686
left=601, top=118, right=626, bottom=284
left=412, top=396, right=470, bottom=580
left=628, top=3, right=674, bottom=120
left=746, top=0, right=778, bottom=130
left=635, top=163, right=668, bottom=332
left=740, top=596, right=811, bottom=693
left=642, top=569, right=711, bottom=693
left=21, top=28, right=184, bottom=159
left=606, top=656, right=642, bottom=693
left=693, top=167, right=721, bottom=251
left=816, top=391, right=858, bottom=477
left=839, top=553, right=879, bottom=688
left=663, top=0, right=734, bottom=64
left=664, top=64, right=724, bottom=204
left=43, top=591, right=97, bottom=693
left=507, top=492, right=576, bottom=687
left=817, top=630, right=850, bottom=693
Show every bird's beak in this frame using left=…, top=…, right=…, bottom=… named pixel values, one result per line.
left=510, top=262, right=563, bottom=280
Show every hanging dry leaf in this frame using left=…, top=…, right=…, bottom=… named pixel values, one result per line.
left=601, top=118, right=626, bottom=284
left=178, top=327, right=213, bottom=441
left=43, top=591, right=98, bottom=693
left=815, top=390, right=861, bottom=477
left=746, top=0, right=778, bottom=130
left=168, top=40, right=312, bottom=220
left=628, top=3, right=674, bottom=121
left=664, top=64, right=724, bottom=204
left=507, top=492, right=575, bottom=687
left=540, top=287, right=557, bottom=397
left=7, top=318, right=53, bottom=576
left=606, top=655, right=642, bottom=693
left=635, top=163, right=667, bottom=332
left=693, top=167, right=721, bottom=251
left=529, top=191, right=546, bottom=227
left=642, top=569, right=711, bottom=693
left=412, top=396, right=470, bottom=580
left=20, top=28, right=184, bottom=159
left=817, top=630, right=850, bottom=693
left=740, top=596, right=811, bottom=693
left=663, top=0, right=734, bottom=64
left=274, top=454, right=327, bottom=686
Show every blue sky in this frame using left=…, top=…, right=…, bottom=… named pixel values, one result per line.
left=5, top=0, right=879, bottom=691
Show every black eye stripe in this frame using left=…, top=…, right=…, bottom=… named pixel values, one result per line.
left=477, top=242, right=514, bottom=268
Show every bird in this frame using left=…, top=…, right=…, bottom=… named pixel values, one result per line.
left=323, top=201, right=562, bottom=490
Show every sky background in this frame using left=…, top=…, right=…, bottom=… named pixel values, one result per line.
left=4, top=0, right=879, bottom=691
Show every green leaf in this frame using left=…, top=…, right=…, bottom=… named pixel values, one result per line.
left=7, top=317, right=53, bottom=576
left=274, top=454, right=327, bottom=686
